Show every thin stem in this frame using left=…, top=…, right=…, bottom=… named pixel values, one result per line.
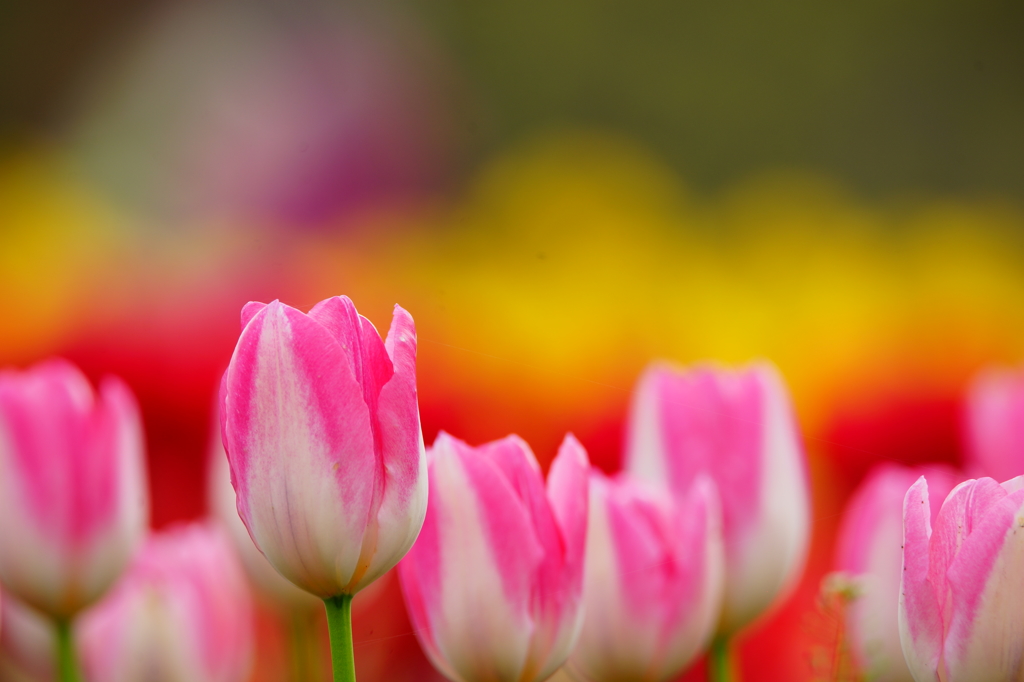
left=323, top=595, right=357, bottom=682
left=55, top=618, right=81, bottom=682
left=709, top=635, right=737, bottom=682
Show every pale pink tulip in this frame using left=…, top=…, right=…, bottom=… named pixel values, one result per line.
left=833, top=464, right=960, bottom=682
left=0, top=360, right=148, bottom=618
left=567, top=472, right=723, bottom=682
left=0, top=593, right=55, bottom=681
left=398, top=432, right=589, bottom=682
left=77, top=523, right=253, bottom=682
left=220, top=296, right=427, bottom=598
left=899, top=475, right=1024, bottom=681
left=625, top=361, right=809, bottom=633
left=964, top=366, right=1024, bottom=482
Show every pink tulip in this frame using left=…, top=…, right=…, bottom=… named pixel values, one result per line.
left=899, top=475, right=1024, bottom=681
left=833, top=464, right=960, bottom=682
left=220, top=296, right=427, bottom=599
left=964, top=366, right=1024, bottom=482
left=77, top=523, right=253, bottom=682
left=567, top=472, right=723, bottom=682
left=398, top=432, right=589, bottom=682
left=0, top=360, right=148, bottom=619
left=624, top=361, right=809, bottom=633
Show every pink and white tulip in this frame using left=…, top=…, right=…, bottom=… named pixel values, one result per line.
left=0, top=360, right=148, bottom=618
left=567, top=472, right=723, bottom=682
left=964, top=366, right=1024, bottom=482
left=77, top=523, right=254, bottom=682
left=398, top=432, right=589, bottom=682
left=833, top=464, right=960, bottom=682
left=899, top=475, right=1024, bottom=682
left=624, top=361, right=809, bottom=633
left=220, top=296, right=427, bottom=598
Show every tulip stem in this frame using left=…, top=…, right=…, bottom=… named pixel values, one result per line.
left=55, top=619, right=81, bottom=682
left=324, top=595, right=357, bottom=682
left=709, top=635, right=737, bottom=682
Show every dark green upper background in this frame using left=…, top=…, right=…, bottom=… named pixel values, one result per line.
left=5, top=0, right=1024, bottom=200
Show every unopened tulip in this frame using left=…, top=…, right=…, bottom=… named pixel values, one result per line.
left=398, top=432, right=589, bottom=682
left=899, top=475, right=1024, bottom=682
left=0, top=360, right=148, bottom=620
left=833, top=464, right=959, bottom=682
left=625, top=361, right=809, bottom=635
left=964, top=366, right=1024, bottom=482
left=567, top=472, right=723, bottom=682
left=220, top=296, right=427, bottom=681
left=77, top=523, right=253, bottom=682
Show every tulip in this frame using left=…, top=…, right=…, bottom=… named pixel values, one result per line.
left=567, top=472, right=723, bottom=682
left=833, top=464, right=960, bottom=682
left=625, top=362, right=809, bottom=635
left=0, top=593, right=55, bottom=681
left=220, top=296, right=427, bottom=681
left=899, top=475, right=1024, bottom=682
left=964, top=366, right=1024, bottom=482
left=398, top=432, right=589, bottom=682
left=77, top=523, right=254, bottom=682
left=0, top=360, right=148, bottom=681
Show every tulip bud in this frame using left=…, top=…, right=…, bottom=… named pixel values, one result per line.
left=398, top=432, right=589, bottom=682
left=207, top=414, right=320, bottom=611
left=0, top=360, right=148, bottom=618
left=220, top=296, right=427, bottom=598
left=567, top=472, right=723, bottom=682
left=77, top=523, right=254, bottom=682
left=833, top=464, right=959, bottom=682
left=899, top=475, right=1024, bottom=682
left=964, top=366, right=1024, bottom=482
left=624, top=361, right=809, bottom=633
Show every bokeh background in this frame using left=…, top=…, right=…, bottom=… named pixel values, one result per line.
left=4, top=1, right=1024, bottom=680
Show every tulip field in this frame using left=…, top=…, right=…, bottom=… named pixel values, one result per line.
left=5, top=3, right=1024, bottom=681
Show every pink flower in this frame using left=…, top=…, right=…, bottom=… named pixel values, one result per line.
left=964, top=366, right=1024, bottom=482
left=0, top=360, right=148, bottom=618
left=899, top=475, right=1024, bottom=681
left=567, top=472, right=723, bottom=682
left=624, top=361, right=810, bottom=633
left=0, top=593, right=56, bottom=681
left=833, top=464, right=960, bottom=682
left=77, top=523, right=254, bottom=682
left=220, top=296, right=427, bottom=598
left=398, top=432, right=589, bottom=682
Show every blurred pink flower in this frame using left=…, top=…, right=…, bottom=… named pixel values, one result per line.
left=624, top=361, right=809, bottom=634
left=398, top=432, right=589, bottom=682
left=0, top=360, right=148, bottom=619
left=567, top=472, right=723, bottom=682
left=77, top=523, right=253, bottom=682
left=220, top=296, right=426, bottom=598
left=964, top=366, right=1024, bottom=482
left=900, top=475, right=1024, bottom=681
left=833, top=463, right=960, bottom=682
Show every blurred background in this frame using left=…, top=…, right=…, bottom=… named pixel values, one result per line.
left=4, top=0, right=1024, bottom=680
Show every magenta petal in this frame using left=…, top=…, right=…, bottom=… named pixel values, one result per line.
left=240, top=301, right=267, bottom=330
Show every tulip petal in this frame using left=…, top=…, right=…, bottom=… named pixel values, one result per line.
left=352, top=305, right=427, bottom=592
left=899, top=477, right=942, bottom=682
left=222, top=300, right=375, bottom=597
left=240, top=301, right=267, bottom=330
left=943, top=487, right=1024, bottom=681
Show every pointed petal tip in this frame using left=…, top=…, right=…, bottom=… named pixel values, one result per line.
left=240, top=301, right=269, bottom=330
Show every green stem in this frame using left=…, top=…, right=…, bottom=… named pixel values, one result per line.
left=709, top=635, right=737, bottom=682
left=55, top=619, right=81, bottom=682
left=323, top=595, right=356, bottom=682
